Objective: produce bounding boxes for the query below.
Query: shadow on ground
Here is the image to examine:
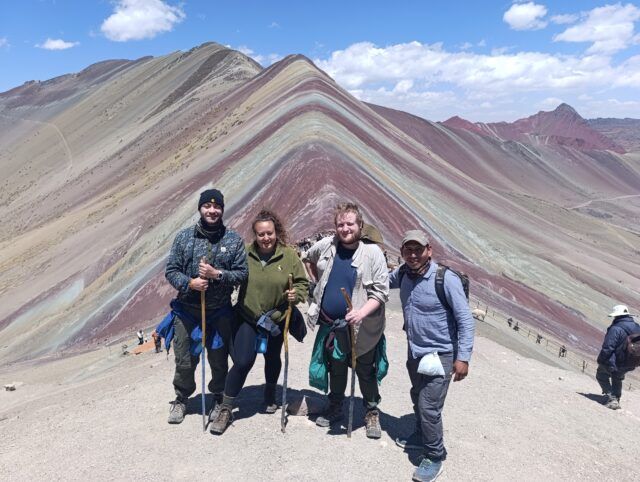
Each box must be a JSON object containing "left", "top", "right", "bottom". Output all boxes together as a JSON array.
[{"left": 577, "top": 392, "right": 606, "bottom": 406}]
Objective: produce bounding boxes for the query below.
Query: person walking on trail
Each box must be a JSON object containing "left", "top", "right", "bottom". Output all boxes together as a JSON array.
[
  {"left": 137, "top": 329, "right": 144, "bottom": 345},
  {"left": 152, "top": 331, "right": 162, "bottom": 353},
  {"left": 210, "top": 210, "right": 308, "bottom": 435},
  {"left": 596, "top": 304, "right": 640, "bottom": 410},
  {"left": 163, "top": 189, "right": 248, "bottom": 425},
  {"left": 303, "top": 203, "right": 389, "bottom": 439},
  {"left": 389, "top": 230, "right": 475, "bottom": 482}
]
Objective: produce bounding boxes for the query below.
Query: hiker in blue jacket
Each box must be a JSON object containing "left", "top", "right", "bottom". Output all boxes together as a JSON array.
[
  {"left": 596, "top": 304, "right": 639, "bottom": 410},
  {"left": 164, "top": 189, "right": 248, "bottom": 424},
  {"left": 389, "top": 230, "right": 475, "bottom": 482}
]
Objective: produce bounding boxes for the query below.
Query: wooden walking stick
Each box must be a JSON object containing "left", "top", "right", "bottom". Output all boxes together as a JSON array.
[
  {"left": 281, "top": 274, "right": 294, "bottom": 433},
  {"left": 340, "top": 287, "right": 356, "bottom": 439}
]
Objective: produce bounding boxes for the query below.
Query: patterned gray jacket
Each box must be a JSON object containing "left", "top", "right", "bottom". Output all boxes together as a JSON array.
[{"left": 165, "top": 223, "right": 248, "bottom": 310}]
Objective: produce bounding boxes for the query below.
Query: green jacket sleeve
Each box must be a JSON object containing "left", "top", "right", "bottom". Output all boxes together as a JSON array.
[{"left": 291, "top": 251, "right": 309, "bottom": 304}]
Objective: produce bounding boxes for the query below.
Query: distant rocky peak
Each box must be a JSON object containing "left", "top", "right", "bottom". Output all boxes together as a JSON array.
[{"left": 553, "top": 103, "right": 580, "bottom": 117}]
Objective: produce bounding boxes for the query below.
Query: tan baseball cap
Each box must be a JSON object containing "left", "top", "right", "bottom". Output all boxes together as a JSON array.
[{"left": 401, "top": 230, "right": 429, "bottom": 247}]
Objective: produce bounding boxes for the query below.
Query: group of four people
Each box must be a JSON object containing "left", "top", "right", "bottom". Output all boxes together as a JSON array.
[{"left": 161, "top": 188, "right": 476, "bottom": 482}]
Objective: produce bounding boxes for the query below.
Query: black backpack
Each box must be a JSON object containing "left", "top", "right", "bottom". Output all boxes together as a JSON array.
[
  {"left": 399, "top": 263, "right": 469, "bottom": 313},
  {"left": 623, "top": 331, "right": 640, "bottom": 369}
]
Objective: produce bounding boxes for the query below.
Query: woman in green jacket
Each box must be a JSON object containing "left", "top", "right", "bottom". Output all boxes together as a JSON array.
[{"left": 209, "top": 209, "right": 308, "bottom": 434}]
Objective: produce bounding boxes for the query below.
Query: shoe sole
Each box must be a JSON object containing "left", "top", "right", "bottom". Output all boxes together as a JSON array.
[
  {"left": 412, "top": 465, "right": 444, "bottom": 482},
  {"left": 366, "top": 429, "right": 382, "bottom": 439},
  {"left": 167, "top": 418, "right": 184, "bottom": 424},
  {"left": 316, "top": 416, "right": 343, "bottom": 428}
]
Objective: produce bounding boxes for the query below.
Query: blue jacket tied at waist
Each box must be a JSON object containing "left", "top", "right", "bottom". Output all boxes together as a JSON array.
[{"left": 156, "top": 299, "right": 232, "bottom": 356}]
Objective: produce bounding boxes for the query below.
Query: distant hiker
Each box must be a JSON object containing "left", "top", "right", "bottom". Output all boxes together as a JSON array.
[
  {"left": 507, "top": 317, "right": 513, "bottom": 328},
  {"left": 152, "top": 331, "right": 162, "bottom": 353},
  {"left": 303, "top": 202, "right": 389, "bottom": 439},
  {"left": 389, "top": 230, "right": 475, "bottom": 482},
  {"left": 209, "top": 210, "right": 308, "bottom": 435},
  {"left": 559, "top": 345, "right": 567, "bottom": 357},
  {"left": 162, "top": 189, "right": 248, "bottom": 425},
  {"left": 513, "top": 321, "right": 520, "bottom": 332},
  {"left": 137, "top": 330, "right": 144, "bottom": 345},
  {"left": 536, "top": 334, "right": 543, "bottom": 344},
  {"left": 596, "top": 305, "right": 640, "bottom": 410}
]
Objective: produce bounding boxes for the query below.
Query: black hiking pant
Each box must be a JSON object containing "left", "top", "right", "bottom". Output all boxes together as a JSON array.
[
  {"left": 328, "top": 345, "right": 381, "bottom": 410},
  {"left": 172, "top": 307, "right": 234, "bottom": 401},
  {"left": 406, "top": 351, "right": 453, "bottom": 462},
  {"left": 224, "top": 321, "right": 284, "bottom": 398},
  {"left": 596, "top": 363, "right": 625, "bottom": 399}
]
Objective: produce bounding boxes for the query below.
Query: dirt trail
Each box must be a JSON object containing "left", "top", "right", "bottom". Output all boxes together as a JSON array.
[{"left": 0, "top": 305, "right": 638, "bottom": 481}]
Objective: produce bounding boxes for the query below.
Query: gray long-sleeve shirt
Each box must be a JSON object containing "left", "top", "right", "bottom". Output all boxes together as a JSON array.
[{"left": 389, "top": 262, "right": 475, "bottom": 362}]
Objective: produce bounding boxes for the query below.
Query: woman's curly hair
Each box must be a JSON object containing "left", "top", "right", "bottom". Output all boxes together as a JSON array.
[{"left": 252, "top": 209, "right": 289, "bottom": 246}]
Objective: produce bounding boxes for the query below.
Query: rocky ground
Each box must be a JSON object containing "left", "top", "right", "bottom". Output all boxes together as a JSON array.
[{"left": 1, "top": 299, "right": 638, "bottom": 481}]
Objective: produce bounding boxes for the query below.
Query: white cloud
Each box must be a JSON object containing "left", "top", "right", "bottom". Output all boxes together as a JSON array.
[
  {"left": 268, "top": 21, "right": 280, "bottom": 29},
  {"left": 551, "top": 13, "right": 580, "bottom": 25},
  {"left": 460, "top": 42, "right": 473, "bottom": 51},
  {"left": 36, "top": 38, "right": 79, "bottom": 50},
  {"left": 350, "top": 86, "right": 459, "bottom": 118},
  {"left": 538, "top": 96, "right": 565, "bottom": 110},
  {"left": 503, "top": 2, "right": 548, "bottom": 31},
  {"left": 235, "top": 45, "right": 281, "bottom": 66},
  {"left": 579, "top": 97, "right": 640, "bottom": 118},
  {"left": 554, "top": 3, "right": 640, "bottom": 54},
  {"left": 314, "top": 40, "right": 640, "bottom": 120},
  {"left": 101, "top": 0, "right": 185, "bottom": 42},
  {"left": 393, "top": 79, "right": 413, "bottom": 93},
  {"left": 237, "top": 45, "right": 255, "bottom": 56},
  {"left": 0, "top": 37, "right": 8, "bottom": 48},
  {"left": 477, "top": 39, "right": 487, "bottom": 48}
]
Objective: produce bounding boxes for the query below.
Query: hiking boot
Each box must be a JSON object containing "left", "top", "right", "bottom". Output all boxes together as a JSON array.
[
  {"left": 412, "top": 458, "right": 444, "bottom": 482},
  {"left": 208, "top": 396, "right": 223, "bottom": 425},
  {"left": 167, "top": 398, "right": 187, "bottom": 424},
  {"left": 316, "top": 400, "right": 344, "bottom": 427},
  {"left": 606, "top": 396, "right": 621, "bottom": 410},
  {"left": 210, "top": 405, "right": 233, "bottom": 434},
  {"left": 264, "top": 383, "right": 278, "bottom": 414},
  {"left": 396, "top": 430, "right": 423, "bottom": 450},
  {"left": 364, "top": 409, "right": 382, "bottom": 439}
]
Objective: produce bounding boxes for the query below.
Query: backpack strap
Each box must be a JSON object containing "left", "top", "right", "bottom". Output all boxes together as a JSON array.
[{"left": 434, "top": 265, "right": 451, "bottom": 313}]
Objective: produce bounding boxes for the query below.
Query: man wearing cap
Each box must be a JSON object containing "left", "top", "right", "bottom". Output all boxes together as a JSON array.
[
  {"left": 389, "top": 230, "right": 475, "bottom": 482},
  {"left": 164, "top": 189, "right": 248, "bottom": 424},
  {"left": 596, "top": 304, "right": 640, "bottom": 410}
]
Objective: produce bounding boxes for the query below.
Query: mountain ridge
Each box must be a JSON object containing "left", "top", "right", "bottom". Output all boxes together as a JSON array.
[{"left": 0, "top": 42, "right": 638, "bottom": 364}]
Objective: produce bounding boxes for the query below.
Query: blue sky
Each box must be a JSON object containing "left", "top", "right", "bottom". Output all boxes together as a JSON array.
[{"left": 1, "top": 1, "right": 639, "bottom": 121}]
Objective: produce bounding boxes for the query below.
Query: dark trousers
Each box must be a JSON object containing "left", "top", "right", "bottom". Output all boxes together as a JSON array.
[
  {"left": 328, "top": 345, "right": 381, "bottom": 409},
  {"left": 596, "top": 363, "right": 625, "bottom": 399},
  {"left": 224, "top": 321, "right": 284, "bottom": 398},
  {"left": 406, "top": 351, "right": 453, "bottom": 462},
  {"left": 172, "top": 309, "right": 234, "bottom": 401}
]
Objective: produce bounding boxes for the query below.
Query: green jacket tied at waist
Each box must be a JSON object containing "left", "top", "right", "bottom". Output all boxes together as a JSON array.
[{"left": 309, "top": 323, "right": 389, "bottom": 393}]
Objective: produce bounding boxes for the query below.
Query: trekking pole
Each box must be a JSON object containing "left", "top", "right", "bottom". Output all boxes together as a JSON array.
[
  {"left": 200, "top": 258, "right": 208, "bottom": 433},
  {"left": 340, "top": 288, "right": 356, "bottom": 439},
  {"left": 281, "top": 274, "right": 294, "bottom": 433}
]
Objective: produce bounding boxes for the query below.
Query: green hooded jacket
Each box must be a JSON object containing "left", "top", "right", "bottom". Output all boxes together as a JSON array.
[
  {"left": 309, "top": 325, "right": 389, "bottom": 393},
  {"left": 236, "top": 242, "right": 309, "bottom": 325}
]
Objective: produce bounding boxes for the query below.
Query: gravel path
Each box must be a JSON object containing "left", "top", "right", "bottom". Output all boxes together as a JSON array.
[{"left": 1, "top": 306, "right": 638, "bottom": 481}]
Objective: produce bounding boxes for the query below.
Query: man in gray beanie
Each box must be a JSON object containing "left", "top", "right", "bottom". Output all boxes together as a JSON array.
[{"left": 164, "top": 188, "right": 248, "bottom": 425}]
